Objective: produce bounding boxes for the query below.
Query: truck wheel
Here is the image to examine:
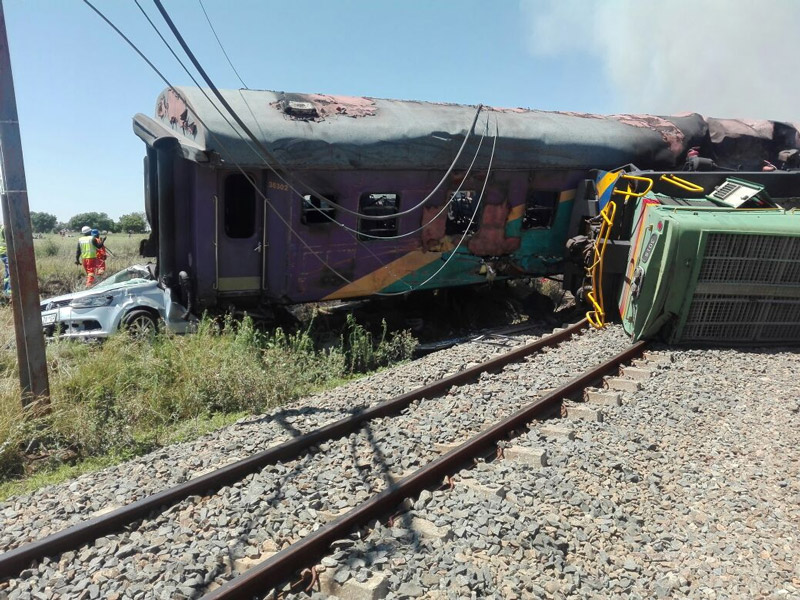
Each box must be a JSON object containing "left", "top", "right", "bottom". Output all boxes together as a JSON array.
[{"left": 122, "top": 310, "right": 159, "bottom": 339}]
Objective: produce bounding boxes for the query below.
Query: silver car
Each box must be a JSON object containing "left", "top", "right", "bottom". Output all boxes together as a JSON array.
[{"left": 40, "top": 264, "right": 192, "bottom": 339}]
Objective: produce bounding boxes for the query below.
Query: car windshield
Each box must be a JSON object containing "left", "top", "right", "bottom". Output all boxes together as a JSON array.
[{"left": 93, "top": 266, "right": 154, "bottom": 290}]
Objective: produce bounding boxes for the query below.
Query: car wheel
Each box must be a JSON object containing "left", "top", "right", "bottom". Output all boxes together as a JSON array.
[{"left": 121, "top": 309, "right": 159, "bottom": 339}]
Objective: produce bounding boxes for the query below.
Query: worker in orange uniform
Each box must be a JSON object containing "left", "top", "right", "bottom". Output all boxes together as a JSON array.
[
  {"left": 91, "top": 229, "right": 108, "bottom": 275},
  {"left": 75, "top": 225, "right": 101, "bottom": 286}
]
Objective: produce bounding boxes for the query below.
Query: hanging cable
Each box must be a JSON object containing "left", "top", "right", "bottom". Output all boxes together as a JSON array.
[
  {"left": 155, "top": 0, "right": 483, "bottom": 224},
  {"left": 197, "top": 0, "right": 248, "bottom": 89},
  {"left": 257, "top": 116, "right": 490, "bottom": 241},
  {"left": 143, "top": 0, "right": 488, "bottom": 240},
  {"left": 380, "top": 117, "right": 499, "bottom": 295},
  {"left": 134, "top": 0, "right": 420, "bottom": 292},
  {"left": 140, "top": 0, "right": 487, "bottom": 300},
  {"left": 239, "top": 91, "right": 484, "bottom": 222},
  {"left": 88, "top": 0, "right": 499, "bottom": 296},
  {"left": 152, "top": 0, "right": 285, "bottom": 166},
  {"left": 141, "top": 0, "right": 485, "bottom": 235},
  {"left": 83, "top": 0, "right": 353, "bottom": 286},
  {"left": 133, "top": 1, "right": 258, "bottom": 157},
  {"left": 95, "top": 0, "right": 425, "bottom": 294},
  {"left": 130, "top": 0, "right": 414, "bottom": 288},
  {"left": 137, "top": 0, "right": 487, "bottom": 297}
]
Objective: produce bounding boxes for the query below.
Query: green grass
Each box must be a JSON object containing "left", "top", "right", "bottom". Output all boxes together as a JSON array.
[
  {"left": 0, "top": 411, "right": 250, "bottom": 500},
  {"left": 33, "top": 233, "right": 146, "bottom": 297},
  {"left": 0, "top": 235, "right": 416, "bottom": 500},
  {"left": 0, "top": 455, "right": 120, "bottom": 501}
]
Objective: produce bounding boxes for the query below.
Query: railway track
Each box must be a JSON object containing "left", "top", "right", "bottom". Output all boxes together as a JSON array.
[
  {"left": 0, "top": 320, "right": 555, "bottom": 554},
  {"left": 292, "top": 349, "right": 678, "bottom": 600},
  {"left": 0, "top": 321, "right": 646, "bottom": 598},
  {"left": 207, "top": 340, "right": 648, "bottom": 599}
]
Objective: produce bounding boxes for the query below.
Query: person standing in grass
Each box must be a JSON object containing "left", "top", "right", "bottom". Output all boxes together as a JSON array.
[
  {"left": 91, "top": 229, "right": 108, "bottom": 276},
  {"left": 0, "top": 223, "right": 9, "bottom": 297},
  {"left": 75, "top": 225, "right": 101, "bottom": 286}
]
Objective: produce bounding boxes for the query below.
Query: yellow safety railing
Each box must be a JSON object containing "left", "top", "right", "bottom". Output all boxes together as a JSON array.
[
  {"left": 659, "top": 173, "right": 704, "bottom": 193},
  {"left": 586, "top": 173, "right": 653, "bottom": 328},
  {"left": 612, "top": 174, "right": 654, "bottom": 198},
  {"left": 585, "top": 198, "right": 617, "bottom": 328}
]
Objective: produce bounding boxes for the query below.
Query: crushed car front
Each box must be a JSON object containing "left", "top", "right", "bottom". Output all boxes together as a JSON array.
[{"left": 39, "top": 264, "right": 191, "bottom": 339}]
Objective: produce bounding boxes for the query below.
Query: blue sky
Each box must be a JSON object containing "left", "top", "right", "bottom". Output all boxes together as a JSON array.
[{"left": 3, "top": 0, "right": 798, "bottom": 223}]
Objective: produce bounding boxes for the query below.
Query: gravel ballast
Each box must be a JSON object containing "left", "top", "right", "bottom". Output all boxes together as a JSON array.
[
  {"left": 0, "top": 323, "right": 552, "bottom": 553},
  {"left": 309, "top": 346, "right": 800, "bottom": 599},
  {"left": 2, "top": 331, "right": 798, "bottom": 600}
]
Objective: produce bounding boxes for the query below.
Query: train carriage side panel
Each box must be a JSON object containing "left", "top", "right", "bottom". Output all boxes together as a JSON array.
[{"left": 133, "top": 87, "right": 800, "bottom": 314}]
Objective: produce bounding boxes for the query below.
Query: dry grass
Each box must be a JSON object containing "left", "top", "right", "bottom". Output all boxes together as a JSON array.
[
  {"left": 33, "top": 233, "right": 146, "bottom": 297},
  {"left": 0, "top": 240, "right": 415, "bottom": 499},
  {"left": 1, "top": 234, "right": 148, "bottom": 488}
]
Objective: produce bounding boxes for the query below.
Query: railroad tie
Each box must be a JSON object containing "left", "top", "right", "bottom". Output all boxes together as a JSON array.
[
  {"left": 622, "top": 366, "right": 654, "bottom": 380},
  {"left": 317, "top": 570, "right": 390, "bottom": 600},
  {"left": 604, "top": 376, "right": 642, "bottom": 393},
  {"left": 584, "top": 389, "right": 623, "bottom": 406},
  {"left": 502, "top": 445, "right": 548, "bottom": 467},
  {"left": 539, "top": 424, "right": 576, "bottom": 440},
  {"left": 564, "top": 404, "right": 604, "bottom": 422}
]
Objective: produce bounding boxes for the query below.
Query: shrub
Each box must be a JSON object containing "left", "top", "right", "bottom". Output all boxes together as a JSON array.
[
  {"left": 0, "top": 308, "right": 415, "bottom": 494},
  {"left": 342, "top": 314, "right": 416, "bottom": 373},
  {"left": 38, "top": 239, "right": 59, "bottom": 258}
]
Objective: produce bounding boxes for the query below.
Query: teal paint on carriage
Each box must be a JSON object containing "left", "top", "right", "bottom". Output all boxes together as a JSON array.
[
  {"left": 377, "top": 247, "right": 488, "bottom": 294},
  {"left": 376, "top": 199, "right": 576, "bottom": 295},
  {"left": 510, "top": 198, "right": 574, "bottom": 273},
  {"left": 504, "top": 213, "right": 522, "bottom": 239}
]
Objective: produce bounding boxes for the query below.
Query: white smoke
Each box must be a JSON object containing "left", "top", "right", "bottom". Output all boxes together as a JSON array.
[{"left": 520, "top": 0, "right": 800, "bottom": 122}]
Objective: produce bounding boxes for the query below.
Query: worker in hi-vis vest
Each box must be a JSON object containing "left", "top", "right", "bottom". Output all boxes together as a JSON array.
[
  {"left": 75, "top": 225, "right": 102, "bottom": 286},
  {"left": 0, "top": 224, "right": 9, "bottom": 297}
]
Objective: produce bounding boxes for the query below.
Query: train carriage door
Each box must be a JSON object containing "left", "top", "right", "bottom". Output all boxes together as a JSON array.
[{"left": 216, "top": 171, "right": 266, "bottom": 293}]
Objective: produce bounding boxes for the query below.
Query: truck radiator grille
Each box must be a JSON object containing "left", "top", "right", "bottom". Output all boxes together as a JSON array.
[{"left": 682, "top": 233, "right": 800, "bottom": 343}]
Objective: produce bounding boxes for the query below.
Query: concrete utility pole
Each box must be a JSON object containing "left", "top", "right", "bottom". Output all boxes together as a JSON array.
[{"left": 0, "top": 0, "right": 50, "bottom": 406}]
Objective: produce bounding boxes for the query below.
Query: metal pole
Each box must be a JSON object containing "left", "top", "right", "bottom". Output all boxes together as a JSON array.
[{"left": 0, "top": 0, "right": 50, "bottom": 406}]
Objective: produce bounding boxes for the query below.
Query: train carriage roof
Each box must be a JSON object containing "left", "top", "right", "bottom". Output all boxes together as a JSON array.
[{"left": 132, "top": 87, "right": 800, "bottom": 172}]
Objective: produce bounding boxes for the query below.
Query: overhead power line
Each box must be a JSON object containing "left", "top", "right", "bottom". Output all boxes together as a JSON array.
[
  {"left": 85, "top": 0, "right": 499, "bottom": 296},
  {"left": 138, "top": 0, "right": 414, "bottom": 288},
  {"left": 145, "top": 0, "right": 488, "bottom": 237},
  {"left": 149, "top": 0, "right": 501, "bottom": 299},
  {"left": 154, "top": 0, "right": 486, "bottom": 227},
  {"left": 197, "top": 0, "right": 248, "bottom": 89},
  {"left": 82, "top": 0, "right": 354, "bottom": 286}
]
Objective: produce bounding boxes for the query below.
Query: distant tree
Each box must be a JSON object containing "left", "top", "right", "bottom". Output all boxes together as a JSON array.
[
  {"left": 67, "top": 212, "right": 115, "bottom": 233},
  {"left": 116, "top": 212, "right": 147, "bottom": 234},
  {"left": 29, "top": 212, "right": 58, "bottom": 233}
]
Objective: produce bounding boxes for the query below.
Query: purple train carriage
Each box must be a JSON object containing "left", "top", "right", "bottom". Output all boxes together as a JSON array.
[{"left": 132, "top": 87, "right": 800, "bottom": 319}]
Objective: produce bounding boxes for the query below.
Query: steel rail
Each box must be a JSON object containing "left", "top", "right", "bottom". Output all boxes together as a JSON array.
[
  {"left": 203, "top": 339, "right": 647, "bottom": 599},
  {"left": 0, "top": 320, "right": 587, "bottom": 579}
]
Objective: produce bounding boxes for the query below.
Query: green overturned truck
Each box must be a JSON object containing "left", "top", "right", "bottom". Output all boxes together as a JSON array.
[{"left": 565, "top": 168, "right": 800, "bottom": 344}]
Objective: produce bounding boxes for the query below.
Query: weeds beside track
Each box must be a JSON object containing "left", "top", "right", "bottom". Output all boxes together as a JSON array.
[{"left": 0, "top": 234, "right": 416, "bottom": 497}]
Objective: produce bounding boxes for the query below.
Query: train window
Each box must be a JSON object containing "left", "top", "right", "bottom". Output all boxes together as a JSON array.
[
  {"left": 358, "top": 193, "right": 399, "bottom": 240},
  {"left": 522, "top": 191, "right": 559, "bottom": 229},
  {"left": 224, "top": 173, "right": 256, "bottom": 238},
  {"left": 302, "top": 194, "right": 337, "bottom": 225},
  {"left": 446, "top": 190, "right": 479, "bottom": 235}
]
